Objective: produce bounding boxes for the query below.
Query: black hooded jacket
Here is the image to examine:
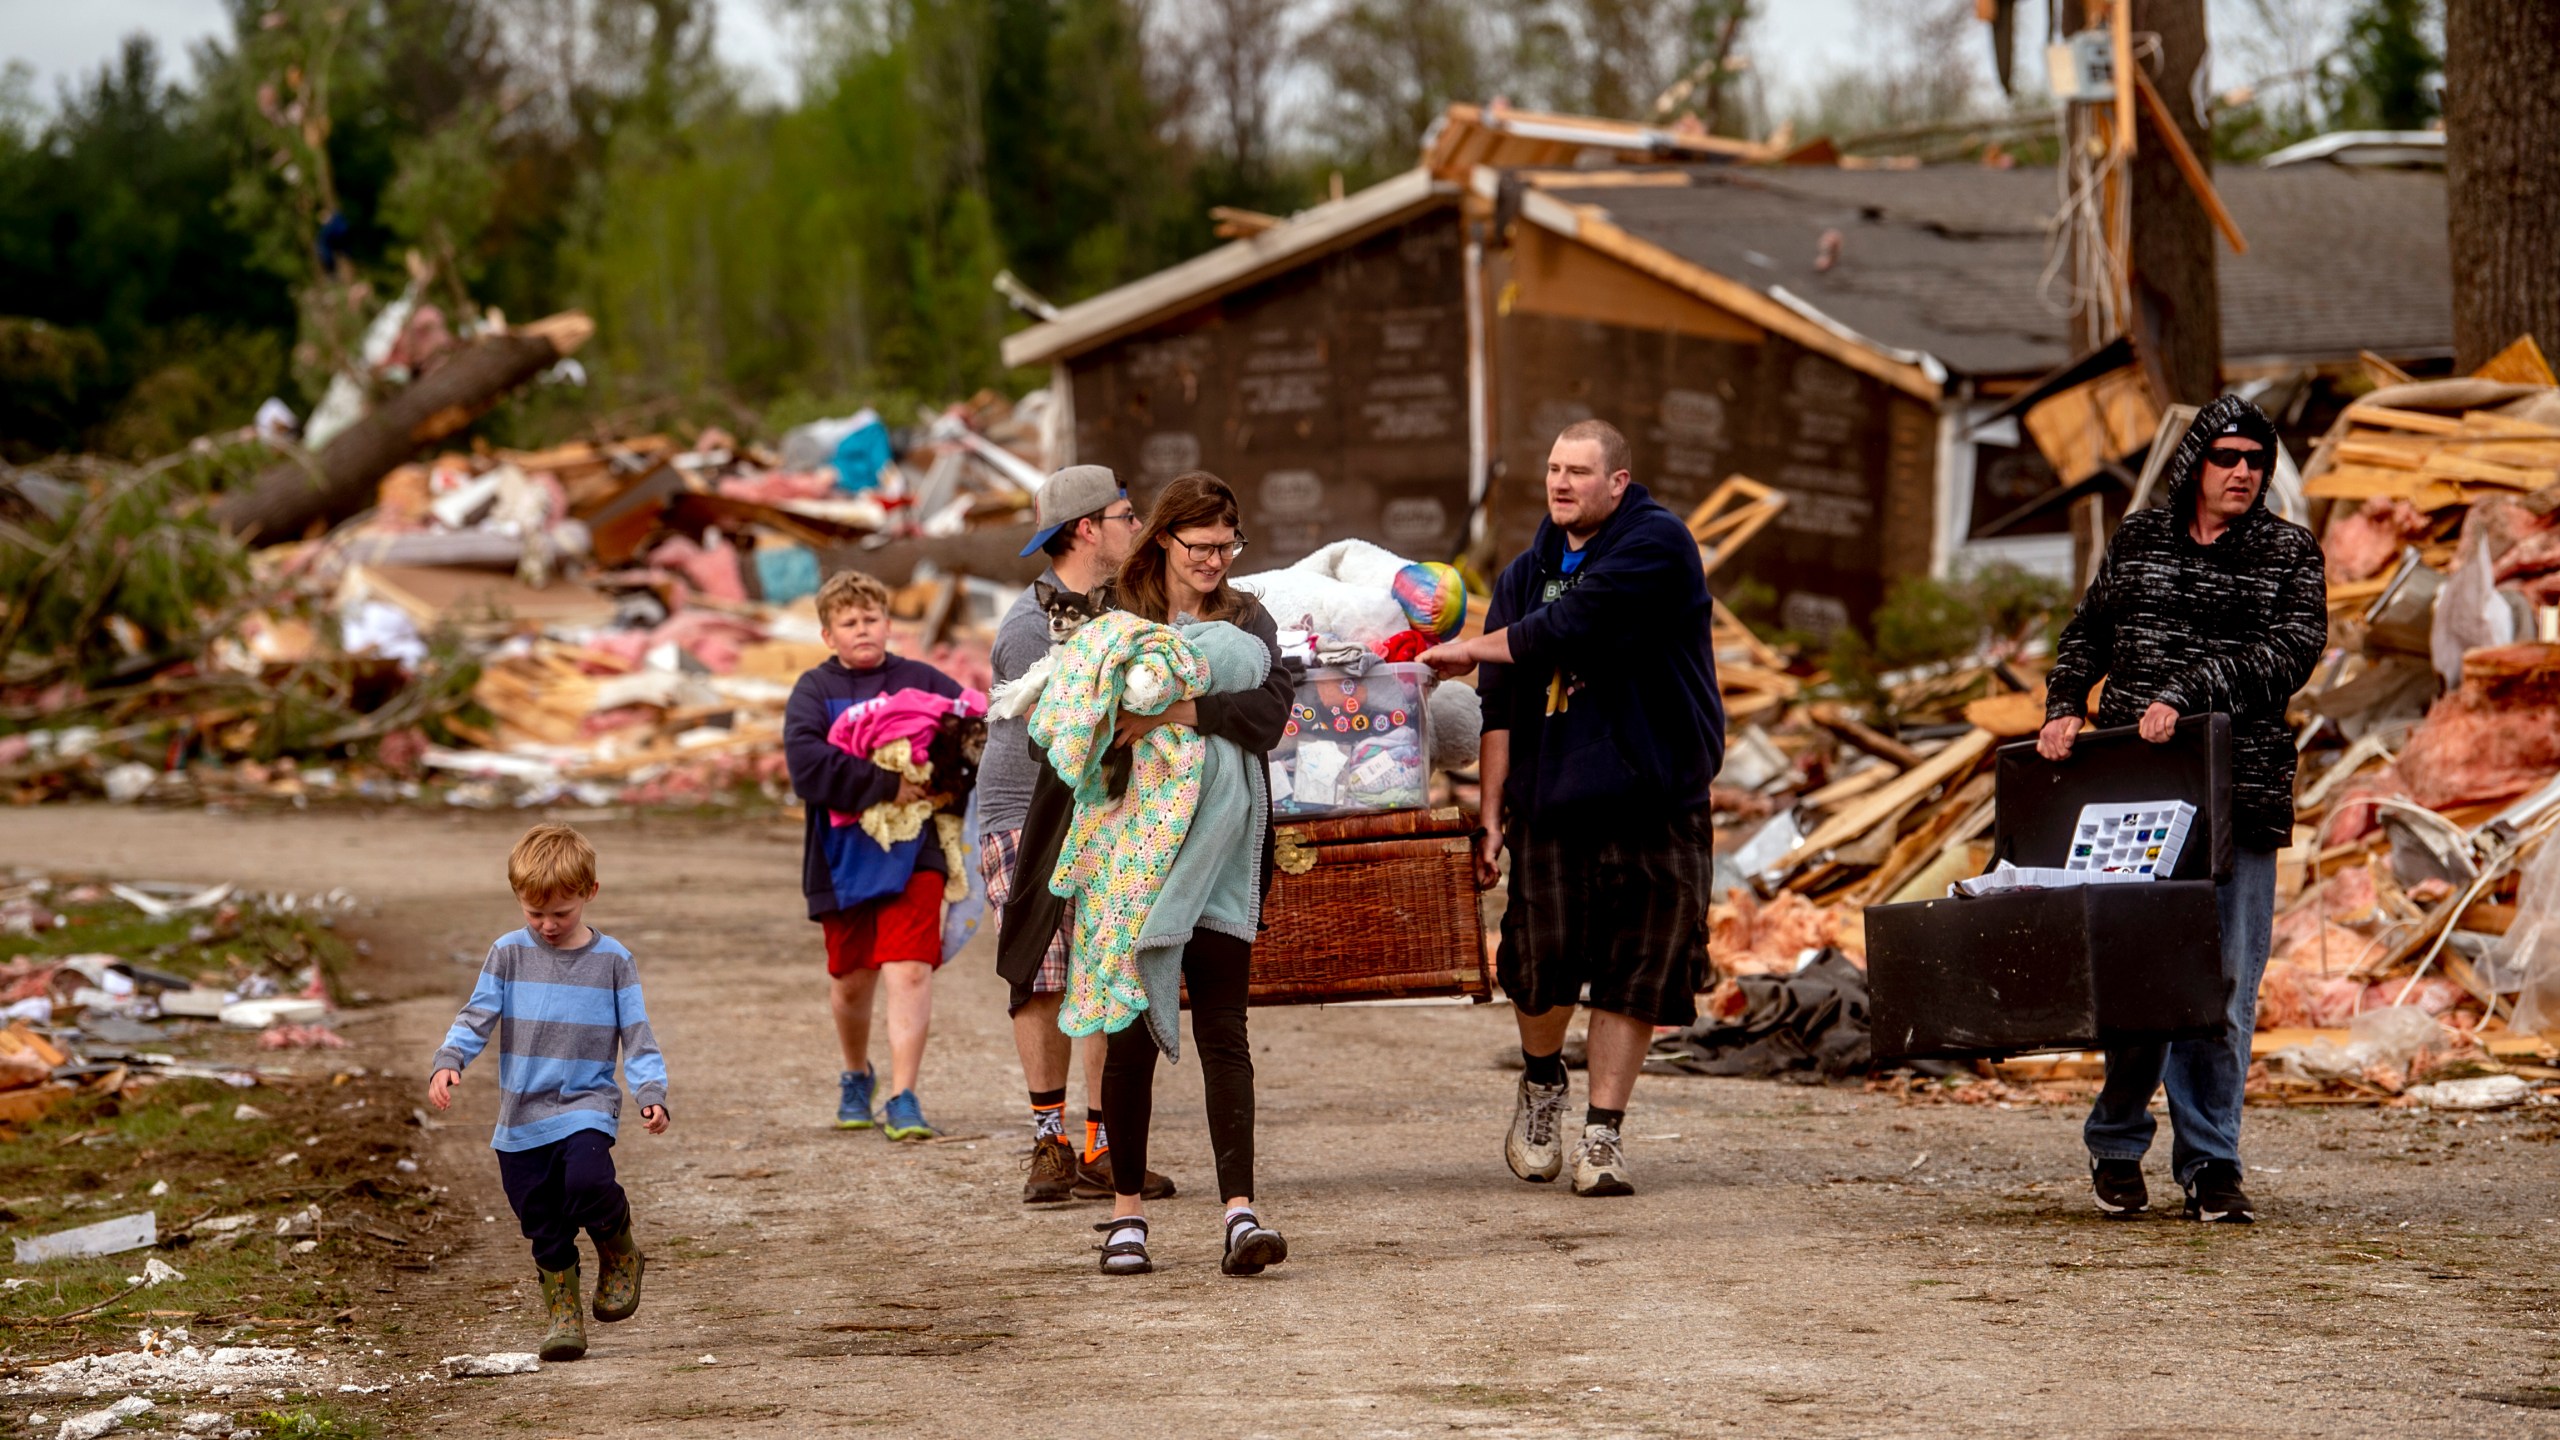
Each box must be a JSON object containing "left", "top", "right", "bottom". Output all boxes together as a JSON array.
[
  {"left": 2043, "top": 394, "right": 2330, "bottom": 851},
  {"left": 1480, "top": 482, "right": 1726, "bottom": 823}
]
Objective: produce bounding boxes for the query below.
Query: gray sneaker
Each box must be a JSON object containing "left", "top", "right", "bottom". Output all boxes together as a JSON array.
[
  {"left": 1506, "top": 1071, "right": 1571, "bottom": 1182},
  {"left": 1570, "top": 1123, "right": 1634, "bottom": 1197}
]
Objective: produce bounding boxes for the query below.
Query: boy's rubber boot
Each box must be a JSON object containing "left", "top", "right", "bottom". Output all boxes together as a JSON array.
[
  {"left": 538, "top": 1263, "right": 588, "bottom": 1361},
  {"left": 592, "top": 1225, "right": 644, "bottom": 1322}
]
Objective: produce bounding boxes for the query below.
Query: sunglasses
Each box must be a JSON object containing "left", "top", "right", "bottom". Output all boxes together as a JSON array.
[{"left": 2204, "top": 445, "right": 2268, "bottom": 473}]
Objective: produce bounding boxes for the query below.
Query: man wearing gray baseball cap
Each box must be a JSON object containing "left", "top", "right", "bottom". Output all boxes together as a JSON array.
[
  {"left": 983, "top": 465, "right": 1170, "bottom": 1201},
  {"left": 1017, "top": 464, "right": 1129, "bottom": 558}
]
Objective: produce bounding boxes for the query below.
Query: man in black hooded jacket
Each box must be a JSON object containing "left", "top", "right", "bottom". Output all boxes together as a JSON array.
[{"left": 2038, "top": 394, "right": 2328, "bottom": 1224}]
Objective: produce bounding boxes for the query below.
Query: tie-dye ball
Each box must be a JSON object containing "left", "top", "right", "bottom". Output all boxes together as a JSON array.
[{"left": 1390, "top": 561, "right": 1468, "bottom": 641}]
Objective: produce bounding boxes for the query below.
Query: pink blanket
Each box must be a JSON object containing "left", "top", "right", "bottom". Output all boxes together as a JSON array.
[{"left": 825, "top": 687, "right": 989, "bottom": 828}]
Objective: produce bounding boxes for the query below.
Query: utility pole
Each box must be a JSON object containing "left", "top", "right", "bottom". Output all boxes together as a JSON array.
[{"left": 2063, "top": 0, "right": 2222, "bottom": 405}]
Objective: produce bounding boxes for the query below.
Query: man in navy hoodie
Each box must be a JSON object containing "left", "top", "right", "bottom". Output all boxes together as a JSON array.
[{"left": 1420, "top": 419, "right": 1724, "bottom": 1198}]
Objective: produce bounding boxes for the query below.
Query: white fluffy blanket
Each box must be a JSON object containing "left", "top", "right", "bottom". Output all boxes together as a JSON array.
[{"left": 1231, "top": 539, "right": 1415, "bottom": 648}]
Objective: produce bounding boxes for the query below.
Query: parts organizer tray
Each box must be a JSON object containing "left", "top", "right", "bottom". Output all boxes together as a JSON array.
[
  {"left": 1864, "top": 714, "right": 2236, "bottom": 1062},
  {"left": 2068, "top": 800, "right": 2197, "bottom": 875}
]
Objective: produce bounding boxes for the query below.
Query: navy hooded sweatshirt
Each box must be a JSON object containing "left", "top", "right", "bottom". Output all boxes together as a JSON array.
[
  {"left": 1479, "top": 482, "right": 1726, "bottom": 826},
  {"left": 2044, "top": 394, "right": 2329, "bottom": 851},
  {"left": 785, "top": 653, "right": 964, "bottom": 919}
]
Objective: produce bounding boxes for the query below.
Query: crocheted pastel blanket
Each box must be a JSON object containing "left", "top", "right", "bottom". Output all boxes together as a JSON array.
[{"left": 1028, "top": 611, "right": 1212, "bottom": 1036}]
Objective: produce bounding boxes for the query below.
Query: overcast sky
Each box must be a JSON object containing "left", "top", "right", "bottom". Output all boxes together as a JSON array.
[
  {"left": 8, "top": 0, "right": 2316, "bottom": 120},
  {"left": 10, "top": 0, "right": 1902, "bottom": 110}
]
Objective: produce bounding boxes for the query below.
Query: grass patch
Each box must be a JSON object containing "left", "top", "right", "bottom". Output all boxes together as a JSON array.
[
  {"left": 9, "top": 885, "right": 360, "bottom": 1003},
  {"left": 0, "top": 1070, "right": 432, "bottom": 1345},
  {"left": 240, "top": 1404, "right": 381, "bottom": 1439}
]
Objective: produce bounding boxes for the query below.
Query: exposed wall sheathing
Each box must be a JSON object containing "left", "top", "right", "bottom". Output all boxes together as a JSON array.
[{"left": 1067, "top": 209, "right": 1473, "bottom": 567}]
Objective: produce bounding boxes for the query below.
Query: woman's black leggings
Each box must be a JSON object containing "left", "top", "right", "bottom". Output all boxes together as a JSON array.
[{"left": 1103, "top": 928, "right": 1254, "bottom": 1201}]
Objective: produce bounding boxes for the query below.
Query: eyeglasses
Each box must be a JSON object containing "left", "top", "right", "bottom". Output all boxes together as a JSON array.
[
  {"left": 1167, "top": 534, "right": 1248, "bottom": 562},
  {"left": 2204, "top": 445, "right": 2268, "bottom": 474},
  {"left": 1098, "top": 508, "right": 1138, "bottom": 526}
]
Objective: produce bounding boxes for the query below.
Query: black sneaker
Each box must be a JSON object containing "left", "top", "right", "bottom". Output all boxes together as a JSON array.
[
  {"left": 2090, "top": 1157, "right": 2148, "bottom": 1218},
  {"left": 2183, "top": 1161, "right": 2255, "bottom": 1224}
]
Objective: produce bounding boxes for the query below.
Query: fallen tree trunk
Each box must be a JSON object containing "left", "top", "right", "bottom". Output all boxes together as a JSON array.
[{"left": 213, "top": 313, "right": 594, "bottom": 544}]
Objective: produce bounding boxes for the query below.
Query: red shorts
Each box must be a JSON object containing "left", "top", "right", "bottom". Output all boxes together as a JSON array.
[{"left": 821, "top": 870, "right": 946, "bottom": 976}]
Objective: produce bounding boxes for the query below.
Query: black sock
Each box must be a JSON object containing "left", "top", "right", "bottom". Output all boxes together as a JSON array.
[
  {"left": 1029, "top": 1087, "right": 1067, "bottom": 1143},
  {"left": 1522, "top": 1049, "right": 1567, "bottom": 1086},
  {"left": 1585, "top": 1106, "right": 1625, "bottom": 1131}
]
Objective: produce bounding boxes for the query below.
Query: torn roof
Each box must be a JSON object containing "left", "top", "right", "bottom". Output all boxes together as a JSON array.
[{"left": 1538, "top": 164, "right": 2451, "bottom": 379}]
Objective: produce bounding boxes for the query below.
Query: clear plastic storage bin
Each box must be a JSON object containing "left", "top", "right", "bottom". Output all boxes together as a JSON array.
[{"left": 1271, "top": 662, "right": 1434, "bottom": 818}]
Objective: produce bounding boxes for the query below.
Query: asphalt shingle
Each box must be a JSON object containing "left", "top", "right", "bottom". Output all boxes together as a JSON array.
[{"left": 1548, "top": 164, "right": 2449, "bottom": 378}]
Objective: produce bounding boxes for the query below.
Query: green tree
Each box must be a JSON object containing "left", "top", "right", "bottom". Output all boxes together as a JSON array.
[
  {"left": 2329, "top": 0, "right": 2440, "bottom": 131},
  {"left": 0, "top": 37, "right": 292, "bottom": 457},
  {"left": 1303, "top": 0, "right": 1488, "bottom": 182}
]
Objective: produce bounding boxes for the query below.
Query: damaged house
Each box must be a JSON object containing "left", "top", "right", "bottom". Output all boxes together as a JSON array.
[{"left": 1001, "top": 105, "right": 2452, "bottom": 631}]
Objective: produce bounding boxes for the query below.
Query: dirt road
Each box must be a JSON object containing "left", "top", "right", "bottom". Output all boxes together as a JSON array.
[{"left": 9, "top": 805, "right": 2560, "bottom": 1437}]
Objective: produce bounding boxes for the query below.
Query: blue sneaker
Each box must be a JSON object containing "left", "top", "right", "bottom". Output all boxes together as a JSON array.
[
  {"left": 881, "top": 1089, "right": 937, "bottom": 1142},
  {"left": 836, "top": 1069, "right": 876, "bottom": 1130}
]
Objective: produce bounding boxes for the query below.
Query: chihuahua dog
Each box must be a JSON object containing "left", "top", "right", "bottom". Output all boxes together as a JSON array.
[{"left": 990, "top": 581, "right": 1140, "bottom": 799}]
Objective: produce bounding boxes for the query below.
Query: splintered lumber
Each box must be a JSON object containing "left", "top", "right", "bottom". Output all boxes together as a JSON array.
[
  {"left": 1809, "top": 703, "right": 1924, "bottom": 769},
  {"left": 2472, "top": 335, "right": 2558, "bottom": 387},
  {"left": 214, "top": 313, "right": 594, "bottom": 543},
  {"left": 2132, "top": 68, "right": 2247, "bottom": 253},
  {"left": 1711, "top": 600, "right": 1788, "bottom": 670},
  {"left": 1802, "top": 761, "right": 1901, "bottom": 811},
  {"left": 2360, "top": 352, "right": 2415, "bottom": 388},
  {"left": 355, "top": 564, "right": 619, "bottom": 634},
  {"left": 2341, "top": 403, "right": 2468, "bottom": 436},
  {"left": 1844, "top": 773, "right": 1994, "bottom": 906},
  {"left": 1786, "top": 727, "right": 1996, "bottom": 866},
  {"left": 1961, "top": 686, "right": 2049, "bottom": 738},
  {"left": 474, "top": 652, "right": 603, "bottom": 745},
  {"left": 1686, "top": 476, "right": 1786, "bottom": 577},
  {"left": 2025, "top": 364, "right": 2162, "bottom": 485}
]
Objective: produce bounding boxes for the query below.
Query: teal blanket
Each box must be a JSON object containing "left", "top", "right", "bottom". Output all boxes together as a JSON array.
[{"left": 1133, "top": 620, "right": 1272, "bottom": 1059}]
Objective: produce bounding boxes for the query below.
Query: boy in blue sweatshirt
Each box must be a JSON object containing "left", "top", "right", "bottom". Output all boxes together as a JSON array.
[
  {"left": 430, "top": 823, "right": 669, "bottom": 1363},
  {"left": 784, "top": 569, "right": 965, "bottom": 1139}
]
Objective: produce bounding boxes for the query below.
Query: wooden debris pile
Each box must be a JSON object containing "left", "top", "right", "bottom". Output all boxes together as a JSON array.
[
  {"left": 1, "top": 385, "right": 1042, "bottom": 810},
  {"left": 1695, "top": 343, "right": 2560, "bottom": 1104}
]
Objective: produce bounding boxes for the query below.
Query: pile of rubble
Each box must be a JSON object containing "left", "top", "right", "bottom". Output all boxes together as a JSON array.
[
  {"left": 1, "top": 385, "right": 1047, "bottom": 812},
  {"left": 0, "top": 872, "right": 350, "bottom": 1128},
  {"left": 1692, "top": 337, "right": 2560, "bottom": 1105}
]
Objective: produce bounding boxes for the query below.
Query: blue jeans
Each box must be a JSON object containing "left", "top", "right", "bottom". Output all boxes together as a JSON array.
[{"left": 2084, "top": 848, "right": 2278, "bottom": 1185}]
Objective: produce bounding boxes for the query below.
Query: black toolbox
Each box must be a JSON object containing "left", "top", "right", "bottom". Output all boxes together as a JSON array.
[{"left": 1867, "top": 714, "right": 2236, "bottom": 1063}]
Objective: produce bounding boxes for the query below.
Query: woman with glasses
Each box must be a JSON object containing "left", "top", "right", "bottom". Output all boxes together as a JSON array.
[{"left": 1085, "top": 471, "right": 1295, "bottom": 1276}]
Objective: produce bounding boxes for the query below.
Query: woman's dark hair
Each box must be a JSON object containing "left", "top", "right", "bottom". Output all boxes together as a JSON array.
[{"left": 1115, "top": 472, "right": 1244, "bottom": 623}]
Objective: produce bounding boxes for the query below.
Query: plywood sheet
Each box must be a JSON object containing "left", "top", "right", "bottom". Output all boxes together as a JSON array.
[
  {"left": 1067, "top": 208, "right": 1472, "bottom": 567},
  {"left": 1491, "top": 311, "right": 1904, "bottom": 634},
  {"left": 2023, "top": 366, "right": 2160, "bottom": 485},
  {"left": 1506, "top": 223, "right": 1762, "bottom": 345},
  {"left": 356, "top": 565, "right": 619, "bottom": 631}
]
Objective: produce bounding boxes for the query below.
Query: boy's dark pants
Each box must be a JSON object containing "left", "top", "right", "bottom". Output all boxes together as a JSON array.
[{"left": 496, "top": 1131, "right": 629, "bottom": 1272}]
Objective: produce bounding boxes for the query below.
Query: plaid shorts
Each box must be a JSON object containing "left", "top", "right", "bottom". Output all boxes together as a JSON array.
[
  {"left": 980, "top": 827, "right": 1070, "bottom": 996},
  {"left": 1498, "top": 806, "right": 1714, "bottom": 1027}
]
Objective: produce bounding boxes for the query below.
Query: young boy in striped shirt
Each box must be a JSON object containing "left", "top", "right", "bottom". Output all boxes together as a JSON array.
[{"left": 429, "top": 823, "right": 670, "bottom": 1362}]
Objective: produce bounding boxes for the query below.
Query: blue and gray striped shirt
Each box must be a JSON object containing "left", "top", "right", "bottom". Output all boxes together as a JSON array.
[{"left": 432, "top": 929, "right": 669, "bottom": 1152}]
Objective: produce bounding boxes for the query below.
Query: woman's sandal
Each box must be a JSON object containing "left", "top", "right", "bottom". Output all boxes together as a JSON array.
[
  {"left": 1220, "top": 1209, "right": 1288, "bottom": 1277},
  {"left": 1095, "top": 1216, "right": 1152, "bottom": 1275}
]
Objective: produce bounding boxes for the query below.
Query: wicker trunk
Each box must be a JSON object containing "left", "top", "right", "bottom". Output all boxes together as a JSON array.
[{"left": 1250, "top": 805, "right": 1491, "bottom": 1006}]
